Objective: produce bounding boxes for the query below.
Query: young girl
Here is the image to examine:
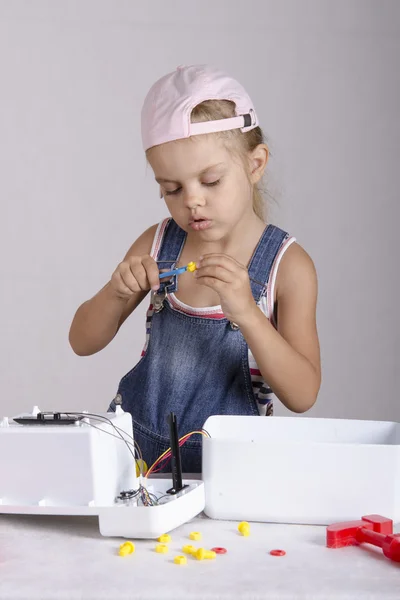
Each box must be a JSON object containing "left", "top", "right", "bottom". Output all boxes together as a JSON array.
[{"left": 69, "top": 64, "right": 321, "bottom": 473}]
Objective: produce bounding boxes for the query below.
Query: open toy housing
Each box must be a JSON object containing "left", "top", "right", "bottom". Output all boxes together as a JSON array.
[
  {"left": 202, "top": 415, "right": 400, "bottom": 525},
  {"left": 0, "top": 407, "right": 204, "bottom": 538}
]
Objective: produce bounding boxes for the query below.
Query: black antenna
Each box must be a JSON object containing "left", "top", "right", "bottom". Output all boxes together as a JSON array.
[{"left": 166, "top": 412, "right": 187, "bottom": 494}]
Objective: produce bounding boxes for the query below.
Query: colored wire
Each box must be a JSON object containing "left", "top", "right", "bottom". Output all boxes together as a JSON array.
[
  {"left": 149, "top": 434, "right": 194, "bottom": 474},
  {"left": 62, "top": 413, "right": 211, "bottom": 503},
  {"left": 145, "top": 430, "right": 210, "bottom": 478},
  {"left": 147, "top": 431, "right": 203, "bottom": 476}
]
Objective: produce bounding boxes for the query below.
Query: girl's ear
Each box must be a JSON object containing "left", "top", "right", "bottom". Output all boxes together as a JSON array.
[{"left": 249, "top": 144, "right": 269, "bottom": 184}]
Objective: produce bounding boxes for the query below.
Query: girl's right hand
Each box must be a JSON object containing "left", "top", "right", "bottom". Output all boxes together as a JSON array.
[{"left": 110, "top": 255, "right": 160, "bottom": 299}]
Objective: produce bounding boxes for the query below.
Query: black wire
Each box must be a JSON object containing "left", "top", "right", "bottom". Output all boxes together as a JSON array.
[
  {"left": 64, "top": 412, "right": 155, "bottom": 504},
  {"left": 66, "top": 412, "right": 144, "bottom": 463},
  {"left": 77, "top": 420, "right": 137, "bottom": 458},
  {"left": 63, "top": 412, "right": 209, "bottom": 502},
  {"left": 117, "top": 489, "right": 141, "bottom": 501},
  {"left": 64, "top": 412, "right": 138, "bottom": 464},
  {"left": 153, "top": 494, "right": 171, "bottom": 504},
  {"left": 109, "top": 423, "right": 144, "bottom": 464},
  {"left": 63, "top": 412, "right": 163, "bottom": 506}
]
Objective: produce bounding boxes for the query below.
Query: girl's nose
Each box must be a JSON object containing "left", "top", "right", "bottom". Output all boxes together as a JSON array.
[{"left": 183, "top": 192, "right": 205, "bottom": 210}]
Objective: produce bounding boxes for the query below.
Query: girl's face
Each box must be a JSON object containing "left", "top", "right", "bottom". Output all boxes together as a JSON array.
[{"left": 147, "top": 135, "right": 258, "bottom": 242}]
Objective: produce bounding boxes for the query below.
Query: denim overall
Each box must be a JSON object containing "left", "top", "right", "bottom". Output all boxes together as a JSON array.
[{"left": 108, "top": 219, "right": 288, "bottom": 473}]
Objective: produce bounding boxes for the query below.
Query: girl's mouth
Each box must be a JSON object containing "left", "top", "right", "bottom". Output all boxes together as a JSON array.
[{"left": 189, "top": 219, "right": 212, "bottom": 231}]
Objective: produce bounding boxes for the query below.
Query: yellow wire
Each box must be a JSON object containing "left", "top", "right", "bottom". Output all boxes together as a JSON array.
[{"left": 145, "top": 430, "right": 210, "bottom": 477}]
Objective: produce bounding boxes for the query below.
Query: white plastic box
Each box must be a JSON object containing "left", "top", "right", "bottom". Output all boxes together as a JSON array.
[
  {"left": 202, "top": 415, "right": 400, "bottom": 525},
  {"left": 0, "top": 408, "right": 205, "bottom": 538},
  {"left": 0, "top": 409, "right": 138, "bottom": 510}
]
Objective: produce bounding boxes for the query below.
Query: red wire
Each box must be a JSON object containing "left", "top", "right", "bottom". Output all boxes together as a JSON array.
[
  {"left": 146, "top": 431, "right": 209, "bottom": 476},
  {"left": 147, "top": 435, "right": 193, "bottom": 473}
]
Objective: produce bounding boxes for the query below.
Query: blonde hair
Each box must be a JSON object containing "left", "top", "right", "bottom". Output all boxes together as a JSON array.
[{"left": 190, "top": 100, "right": 267, "bottom": 221}]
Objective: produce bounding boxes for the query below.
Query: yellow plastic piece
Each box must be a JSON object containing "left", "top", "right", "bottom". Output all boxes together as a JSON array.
[
  {"left": 238, "top": 521, "right": 250, "bottom": 536},
  {"left": 135, "top": 459, "right": 148, "bottom": 476},
  {"left": 195, "top": 548, "right": 216, "bottom": 561},
  {"left": 155, "top": 544, "right": 169, "bottom": 554},
  {"left": 157, "top": 534, "right": 171, "bottom": 543},
  {"left": 186, "top": 261, "right": 197, "bottom": 273},
  {"left": 118, "top": 541, "right": 135, "bottom": 556},
  {"left": 182, "top": 544, "right": 197, "bottom": 555},
  {"left": 174, "top": 555, "right": 187, "bottom": 565},
  {"left": 189, "top": 531, "right": 202, "bottom": 541}
]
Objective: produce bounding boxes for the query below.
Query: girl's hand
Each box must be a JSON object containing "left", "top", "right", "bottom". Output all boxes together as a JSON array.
[
  {"left": 194, "top": 254, "right": 256, "bottom": 324},
  {"left": 110, "top": 255, "right": 160, "bottom": 299}
]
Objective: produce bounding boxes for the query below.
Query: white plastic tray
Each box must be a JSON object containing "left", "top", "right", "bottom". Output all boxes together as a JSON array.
[
  {"left": 202, "top": 415, "right": 400, "bottom": 525},
  {"left": 0, "top": 407, "right": 205, "bottom": 538}
]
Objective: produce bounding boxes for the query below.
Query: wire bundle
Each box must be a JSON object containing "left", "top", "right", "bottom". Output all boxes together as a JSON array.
[
  {"left": 145, "top": 430, "right": 210, "bottom": 477},
  {"left": 59, "top": 412, "right": 210, "bottom": 505}
]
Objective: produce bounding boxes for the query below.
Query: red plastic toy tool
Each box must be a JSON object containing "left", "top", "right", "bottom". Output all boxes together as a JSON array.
[{"left": 326, "top": 514, "right": 400, "bottom": 563}]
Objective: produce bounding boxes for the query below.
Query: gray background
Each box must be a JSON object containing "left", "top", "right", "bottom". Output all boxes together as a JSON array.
[{"left": 1, "top": 0, "right": 399, "bottom": 422}]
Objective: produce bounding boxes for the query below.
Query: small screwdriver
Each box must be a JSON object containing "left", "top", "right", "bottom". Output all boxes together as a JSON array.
[{"left": 159, "top": 261, "right": 197, "bottom": 279}]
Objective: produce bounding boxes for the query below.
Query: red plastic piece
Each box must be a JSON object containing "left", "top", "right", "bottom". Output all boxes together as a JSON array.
[
  {"left": 326, "top": 514, "right": 400, "bottom": 563},
  {"left": 211, "top": 547, "right": 227, "bottom": 554},
  {"left": 270, "top": 549, "right": 286, "bottom": 556}
]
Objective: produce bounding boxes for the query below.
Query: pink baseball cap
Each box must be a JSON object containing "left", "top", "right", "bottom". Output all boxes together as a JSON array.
[{"left": 141, "top": 64, "right": 259, "bottom": 151}]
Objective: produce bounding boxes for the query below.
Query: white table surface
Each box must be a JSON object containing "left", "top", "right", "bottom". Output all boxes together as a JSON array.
[{"left": 0, "top": 511, "right": 399, "bottom": 600}]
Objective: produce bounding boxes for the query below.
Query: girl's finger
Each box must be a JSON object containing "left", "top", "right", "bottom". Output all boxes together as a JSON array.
[
  {"left": 195, "top": 265, "right": 234, "bottom": 284},
  {"left": 198, "top": 253, "right": 245, "bottom": 272},
  {"left": 113, "top": 271, "right": 136, "bottom": 296}
]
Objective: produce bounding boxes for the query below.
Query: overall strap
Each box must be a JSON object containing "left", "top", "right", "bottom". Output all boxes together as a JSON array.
[
  {"left": 155, "top": 218, "right": 187, "bottom": 294},
  {"left": 247, "top": 224, "right": 289, "bottom": 303}
]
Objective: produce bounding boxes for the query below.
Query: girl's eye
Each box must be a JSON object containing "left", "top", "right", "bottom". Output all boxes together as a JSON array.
[
  {"left": 164, "top": 179, "right": 220, "bottom": 196},
  {"left": 165, "top": 187, "right": 182, "bottom": 196}
]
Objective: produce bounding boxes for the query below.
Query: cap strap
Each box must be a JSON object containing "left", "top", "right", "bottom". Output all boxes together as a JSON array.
[{"left": 189, "top": 113, "right": 254, "bottom": 136}]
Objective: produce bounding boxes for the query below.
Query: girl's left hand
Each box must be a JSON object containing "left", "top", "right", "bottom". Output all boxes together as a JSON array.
[{"left": 194, "top": 254, "right": 255, "bottom": 324}]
